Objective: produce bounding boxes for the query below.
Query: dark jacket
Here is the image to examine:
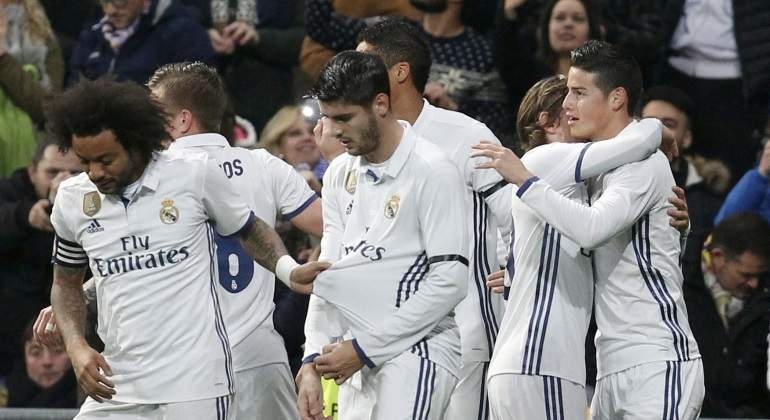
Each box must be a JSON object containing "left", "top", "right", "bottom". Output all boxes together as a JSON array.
[
  {"left": 659, "top": 0, "right": 770, "bottom": 108},
  {"left": 682, "top": 260, "right": 770, "bottom": 417},
  {"left": 68, "top": 0, "right": 216, "bottom": 86},
  {"left": 6, "top": 364, "right": 78, "bottom": 408}
]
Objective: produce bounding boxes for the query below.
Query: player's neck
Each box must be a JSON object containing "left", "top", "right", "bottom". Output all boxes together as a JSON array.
[
  {"left": 393, "top": 88, "right": 425, "bottom": 125},
  {"left": 365, "top": 119, "right": 404, "bottom": 164},
  {"left": 591, "top": 115, "right": 634, "bottom": 142}
]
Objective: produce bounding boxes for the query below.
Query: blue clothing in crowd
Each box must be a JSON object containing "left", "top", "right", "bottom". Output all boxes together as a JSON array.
[{"left": 715, "top": 168, "right": 770, "bottom": 224}]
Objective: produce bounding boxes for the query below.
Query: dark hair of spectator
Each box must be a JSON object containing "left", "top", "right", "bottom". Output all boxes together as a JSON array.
[
  {"left": 639, "top": 85, "right": 695, "bottom": 126},
  {"left": 30, "top": 138, "right": 56, "bottom": 166},
  {"left": 147, "top": 61, "right": 228, "bottom": 133},
  {"left": 517, "top": 75, "right": 568, "bottom": 151},
  {"left": 710, "top": 212, "right": 770, "bottom": 262},
  {"left": 537, "top": 0, "right": 602, "bottom": 71},
  {"left": 571, "top": 40, "right": 642, "bottom": 114},
  {"left": 310, "top": 51, "right": 390, "bottom": 107},
  {"left": 45, "top": 79, "right": 168, "bottom": 165},
  {"left": 356, "top": 18, "right": 432, "bottom": 93}
]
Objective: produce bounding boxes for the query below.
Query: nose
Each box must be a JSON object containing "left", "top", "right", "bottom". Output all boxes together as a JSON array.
[
  {"left": 562, "top": 92, "right": 575, "bottom": 111},
  {"left": 88, "top": 162, "right": 106, "bottom": 182},
  {"left": 40, "top": 350, "right": 55, "bottom": 367}
]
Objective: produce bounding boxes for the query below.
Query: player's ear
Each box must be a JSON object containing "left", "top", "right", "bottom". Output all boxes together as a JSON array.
[
  {"left": 373, "top": 93, "right": 390, "bottom": 117},
  {"left": 538, "top": 111, "right": 559, "bottom": 134},
  {"left": 609, "top": 87, "right": 626, "bottom": 112},
  {"left": 394, "top": 62, "right": 410, "bottom": 84}
]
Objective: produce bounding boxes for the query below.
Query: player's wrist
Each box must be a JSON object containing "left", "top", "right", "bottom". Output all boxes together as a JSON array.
[{"left": 276, "top": 254, "right": 300, "bottom": 287}]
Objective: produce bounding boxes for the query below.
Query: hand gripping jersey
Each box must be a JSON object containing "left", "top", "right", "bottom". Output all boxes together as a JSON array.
[
  {"left": 488, "top": 118, "right": 665, "bottom": 386},
  {"left": 515, "top": 120, "right": 701, "bottom": 379},
  {"left": 167, "top": 134, "right": 317, "bottom": 372},
  {"left": 51, "top": 151, "right": 254, "bottom": 403},
  {"left": 312, "top": 122, "right": 469, "bottom": 374}
]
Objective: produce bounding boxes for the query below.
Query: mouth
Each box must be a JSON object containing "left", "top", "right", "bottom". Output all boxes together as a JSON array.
[{"left": 567, "top": 116, "right": 580, "bottom": 126}]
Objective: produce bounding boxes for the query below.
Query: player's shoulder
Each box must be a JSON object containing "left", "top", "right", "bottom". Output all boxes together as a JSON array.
[
  {"left": 425, "top": 105, "right": 497, "bottom": 145},
  {"left": 57, "top": 172, "right": 94, "bottom": 197},
  {"left": 522, "top": 141, "right": 585, "bottom": 169}
]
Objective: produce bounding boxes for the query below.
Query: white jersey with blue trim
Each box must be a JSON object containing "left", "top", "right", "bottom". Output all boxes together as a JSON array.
[
  {"left": 413, "top": 100, "right": 512, "bottom": 363},
  {"left": 515, "top": 121, "right": 701, "bottom": 379},
  {"left": 51, "top": 150, "right": 253, "bottom": 403},
  {"left": 167, "top": 134, "right": 317, "bottom": 372},
  {"left": 313, "top": 122, "right": 469, "bottom": 376},
  {"left": 488, "top": 118, "right": 666, "bottom": 386}
]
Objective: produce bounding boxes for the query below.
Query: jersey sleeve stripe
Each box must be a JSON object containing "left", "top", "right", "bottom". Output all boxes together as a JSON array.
[
  {"left": 574, "top": 142, "right": 593, "bottom": 183},
  {"left": 479, "top": 180, "right": 508, "bottom": 199},
  {"left": 427, "top": 254, "right": 469, "bottom": 266},
  {"left": 516, "top": 176, "right": 540, "bottom": 198},
  {"left": 54, "top": 235, "right": 81, "bottom": 248},
  {"left": 352, "top": 338, "right": 375, "bottom": 368},
  {"left": 283, "top": 194, "right": 318, "bottom": 220},
  {"left": 222, "top": 211, "right": 256, "bottom": 238}
]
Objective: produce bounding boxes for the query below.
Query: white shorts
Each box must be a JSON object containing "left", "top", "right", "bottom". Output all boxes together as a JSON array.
[
  {"left": 338, "top": 351, "right": 457, "bottom": 420},
  {"left": 590, "top": 359, "right": 704, "bottom": 420},
  {"left": 487, "top": 373, "right": 587, "bottom": 420},
  {"left": 445, "top": 361, "right": 489, "bottom": 420},
  {"left": 75, "top": 395, "right": 232, "bottom": 420},
  {"left": 233, "top": 362, "right": 299, "bottom": 419}
]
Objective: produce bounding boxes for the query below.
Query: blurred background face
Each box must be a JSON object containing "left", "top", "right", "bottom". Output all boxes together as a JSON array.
[
  {"left": 280, "top": 116, "right": 321, "bottom": 168},
  {"left": 28, "top": 145, "right": 84, "bottom": 199},
  {"left": 548, "top": 0, "right": 590, "bottom": 55},
  {"left": 409, "top": 0, "right": 448, "bottom": 13},
  {"left": 24, "top": 340, "right": 71, "bottom": 389},
  {"left": 712, "top": 250, "right": 766, "bottom": 299},
  {"left": 641, "top": 100, "right": 693, "bottom": 151},
  {"left": 101, "top": 0, "right": 145, "bottom": 29}
]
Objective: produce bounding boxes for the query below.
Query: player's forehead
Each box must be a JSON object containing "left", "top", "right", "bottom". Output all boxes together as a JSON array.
[
  {"left": 318, "top": 100, "right": 365, "bottom": 118},
  {"left": 566, "top": 66, "right": 598, "bottom": 90}
]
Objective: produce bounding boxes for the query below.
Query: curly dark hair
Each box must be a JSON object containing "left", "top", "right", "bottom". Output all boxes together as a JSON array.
[{"left": 45, "top": 78, "right": 169, "bottom": 165}]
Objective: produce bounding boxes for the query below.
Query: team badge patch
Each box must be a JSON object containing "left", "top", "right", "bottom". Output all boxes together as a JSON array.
[
  {"left": 83, "top": 191, "right": 101, "bottom": 216},
  {"left": 159, "top": 199, "right": 179, "bottom": 224},
  {"left": 385, "top": 195, "right": 400, "bottom": 219},
  {"left": 345, "top": 169, "right": 358, "bottom": 194}
]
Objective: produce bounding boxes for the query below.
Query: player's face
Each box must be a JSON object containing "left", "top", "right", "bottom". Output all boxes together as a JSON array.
[
  {"left": 28, "top": 145, "right": 84, "bottom": 200},
  {"left": 641, "top": 100, "right": 693, "bottom": 152},
  {"left": 24, "top": 339, "right": 71, "bottom": 390},
  {"left": 548, "top": 0, "right": 590, "bottom": 55},
  {"left": 563, "top": 67, "right": 613, "bottom": 141},
  {"left": 713, "top": 250, "right": 766, "bottom": 299},
  {"left": 72, "top": 130, "right": 145, "bottom": 195},
  {"left": 280, "top": 115, "right": 321, "bottom": 167},
  {"left": 318, "top": 101, "right": 380, "bottom": 158}
]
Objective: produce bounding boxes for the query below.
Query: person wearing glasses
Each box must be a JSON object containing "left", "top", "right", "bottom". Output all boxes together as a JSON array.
[{"left": 67, "top": 0, "right": 215, "bottom": 86}]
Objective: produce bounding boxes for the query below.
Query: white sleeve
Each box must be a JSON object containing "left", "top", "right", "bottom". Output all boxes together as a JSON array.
[
  {"left": 319, "top": 168, "right": 344, "bottom": 262},
  {"left": 353, "top": 162, "right": 469, "bottom": 367},
  {"left": 200, "top": 156, "right": 254, "bottom": 236},
  {"left": 262, "top": 151, "right": 319, "bottom": 219},
  {"left": 302, "top": 294, "right": 345, "bottom": 363},
  {"left": 517, "top": 156, "right": 661, "bottom": 249},
  {"left": 50, "top": 190, "right": 88, "bottom": 268}
]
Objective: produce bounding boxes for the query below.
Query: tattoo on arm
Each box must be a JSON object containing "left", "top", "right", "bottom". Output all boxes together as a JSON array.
[
  {"left": 51, "top": 264, "right": 87, "bottom": 349},
  {"left": 238, "top": 217, "right": 288, "bottom": 272}
]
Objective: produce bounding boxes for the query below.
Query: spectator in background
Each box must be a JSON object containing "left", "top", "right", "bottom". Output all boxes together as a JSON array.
[
  {"left": 682, "top": 213, "right": 770, "bottom": 418},
  {"left": 68, "top": 0, "right": 215, "bottom": 86},
  {"left": 0, "top": 0, "right": 64, "bottom": 176},
  {"left": 715, "top": 139, "right": 770, "bottom": 225},
  {"left": 656, "top": 0, "right": 770, "bottom": 184},
  {"left": 39, "top": 0, "right": 99, "bottom": 77},
  {"left": 206, "top": 0, "right": 306, "bottom": 132},
  {"left": 640, "top": 85, "right": 729, "bottom": 263},
  {"left": 3, "top": 320, "right": 77, "bottom": 408},
  {"left": 0, "top": 139, "right": 82, "bottom": 378}
]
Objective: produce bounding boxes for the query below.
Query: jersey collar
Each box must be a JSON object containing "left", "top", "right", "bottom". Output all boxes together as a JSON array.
[
  {"left": 168, "top": 133, "right": 230, "bottom": 150},
  {"left": 358, "top": 120, "right": 415, "bottom": 183},
  {"left": 412, "top": 99, "right": 435, "bottom": 133}
]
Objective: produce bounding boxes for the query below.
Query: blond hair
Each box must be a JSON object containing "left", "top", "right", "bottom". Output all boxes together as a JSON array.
[
  {"left": 516, "top": 75, "right": 568, "bottom": 151},
  {"left": 259, "top": 106, "right": 302, "bottom": 156}
]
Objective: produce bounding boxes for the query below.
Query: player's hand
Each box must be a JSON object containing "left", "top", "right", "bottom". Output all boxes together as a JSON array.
[
  {"left": 471, "top": 141, "right": 533, "bottom": 186},
  {"left": 296, "top": 363, "right": 330, "bottom": 420},
  {"left": 314, "top": 340, "right": 364, "bottom": 385},
  {"left": 33, "top": 306, "right": 64, "bottom": 348},
  {"left": 315, "top": 117, "right": 345, "bottom": 162},
  {"left": 290, "top": 261, "right": 332, "bottom": 294},
  {"left": 223, "top": 21, "right": 258, "bottom": 46},
  {"left": 758, "top": 141, "right": 770, "bottom": 178},
  {"left": 667, "top": 186, "right": 689, "bottom": 233},
  {"left": 68, "top": 341, "right": 115, "bottom": 402},
  {"left": 660, "top": 126, "right": 679, "bottom": 162},
  {"left": 486, "top": 269, "right": 505, "bottom": 294},
  {"left": 28, "top": 199, "right": 53, "bottom": 232},
  {"left": 423, "top": 82, "right": 458, "bottom": 111}
]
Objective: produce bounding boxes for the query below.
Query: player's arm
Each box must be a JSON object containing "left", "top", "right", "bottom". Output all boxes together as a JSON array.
[
  {"left": 350, "top": 163, "right": 469, "bottom": 367},
  {"left": 262, "top": 150, "right": 324, "bottom": 237}
]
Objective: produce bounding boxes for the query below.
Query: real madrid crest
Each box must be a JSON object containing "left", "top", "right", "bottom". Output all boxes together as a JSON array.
[
  {"left": 385, "top": 195, "right": 400, "bottom": 219},
  {"left": 159, "top": 199, "right": 179, "bottom": 224},
  {"left": 83, "top": 191, "right": 101, "bottom": 216},
  {"left": 344, "top": 169, "right": 358, "bottom": 194}
]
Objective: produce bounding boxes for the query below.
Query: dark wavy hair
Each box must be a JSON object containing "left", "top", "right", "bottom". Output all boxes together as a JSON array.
[
  {"left": 310, "top": 51, "right": 390, "bottom": 107},
  {"left": 517, "top": 75, "right": 568, "bottom": 151},
  {"left": 571, "top": 40, "right": 642, "bottom": 114},
  {"left": 45, "top": 79, "right": 168, "bottom": 165}
]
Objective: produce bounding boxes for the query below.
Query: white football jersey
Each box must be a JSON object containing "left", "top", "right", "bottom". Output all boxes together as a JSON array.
[
  {"left": 313, "top": 122, "right": 469, "bottom": 375},
  {"left": 413, "top": 100, "right": 512, "bottom": 363},
  {"left": 51, "top": 151, "right": 253, "bottom": 403},
  {"left": 488, "top": 118, "right": 664, "bottom": 386},
  {"left": 515, "top": 121, "right": 701, "bottom": 379},
  {"left": 167, "top": 134, "right": 317, "bottom": 372}
]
